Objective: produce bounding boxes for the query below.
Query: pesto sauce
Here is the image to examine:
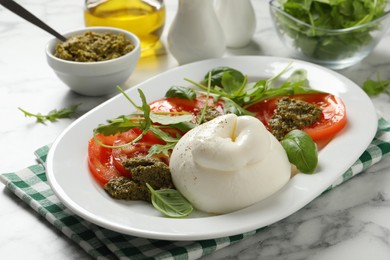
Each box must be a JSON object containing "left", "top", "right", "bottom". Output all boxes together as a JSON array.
[
  {"left": 269, "top": 97, "right": 322, "bottom": 140},
  {"left": 104, "top": 157, "right": 174, "bottom": 201},
  {"left": 196, "top": 106, "right": 222, "bottom": 124},
  {"left": 54, "top": 31, "right": 135, "bottom": 62}
]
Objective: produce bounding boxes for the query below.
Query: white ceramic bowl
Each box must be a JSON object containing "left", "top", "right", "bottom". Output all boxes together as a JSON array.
[{"left": 46, "top": 26, "right": 141, "bottom": 96}]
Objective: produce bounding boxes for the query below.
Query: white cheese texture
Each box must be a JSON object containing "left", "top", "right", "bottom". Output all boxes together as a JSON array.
[{"left": 170, "top": 114, "right": 291, "bottom": 214}]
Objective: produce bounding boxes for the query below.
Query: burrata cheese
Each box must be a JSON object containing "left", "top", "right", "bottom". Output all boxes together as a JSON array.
[{"left": 169, "top": 114, "right": 291, "bottom": 214}]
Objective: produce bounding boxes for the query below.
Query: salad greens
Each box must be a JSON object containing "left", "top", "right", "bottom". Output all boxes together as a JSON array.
[
  {"left": 274, "top": 0, "right": 389, "bottom": 60},
  {"left": 19, "top": 105, "right": 79, "bottom": 124},
  {"left": 185, "top": 65, "right": 320, "bottom": 109}
]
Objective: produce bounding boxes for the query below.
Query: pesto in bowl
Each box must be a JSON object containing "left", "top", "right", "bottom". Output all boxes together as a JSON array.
[{"left": 54, "top": 31, "right": 135, "bottom": 62}]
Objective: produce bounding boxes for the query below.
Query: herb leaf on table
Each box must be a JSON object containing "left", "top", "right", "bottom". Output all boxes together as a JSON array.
[
  {"left": 18, "top": 105, "right": 79, "bottom": 124},
  {"left": 363, "top": 77, "right": 390, "bottom": 97}
]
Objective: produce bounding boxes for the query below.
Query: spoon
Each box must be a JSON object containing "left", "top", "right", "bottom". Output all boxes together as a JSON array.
[{"left": 0, "top": 0, "right": 67, "bottom": 42}]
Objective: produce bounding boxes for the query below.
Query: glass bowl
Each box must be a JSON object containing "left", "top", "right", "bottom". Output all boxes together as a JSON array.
[{"left": 269, "top": 0, "right": 390, "bottom": 70}]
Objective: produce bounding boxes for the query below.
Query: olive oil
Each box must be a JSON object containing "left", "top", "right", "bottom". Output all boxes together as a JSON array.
[{"left": 84, "top": 0, "right": 165, "bottom": 54}]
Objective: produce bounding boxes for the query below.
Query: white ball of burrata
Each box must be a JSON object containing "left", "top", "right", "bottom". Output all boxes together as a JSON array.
[{"left": 169, "top": 114, "right": 291, "bottom": 214}]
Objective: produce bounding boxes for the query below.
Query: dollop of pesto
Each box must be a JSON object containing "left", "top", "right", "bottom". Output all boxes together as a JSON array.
[
  {"left": 103, "top": 177, "right": 150, "bottom": 201},
  {"left": 269, "top": 97, "right": 322, "bottom": 140},
  {"left": 54, "top": 31, "right": 134, "bottom": 62},
  {"left": 104, "top": 157, "right": 174, "bottom": 201},
  {"left": 196, "top": 106, "right": 223, "bottom": 124}
]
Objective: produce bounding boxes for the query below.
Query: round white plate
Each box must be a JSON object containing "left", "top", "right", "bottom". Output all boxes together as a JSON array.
[{"left": 46, "top": 56, "right": 377, "bottom": 241}]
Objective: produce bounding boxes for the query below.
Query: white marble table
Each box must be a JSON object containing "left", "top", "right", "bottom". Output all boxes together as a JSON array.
[{"left": 1, "top": 0, "right": 390, "bottom": 259}]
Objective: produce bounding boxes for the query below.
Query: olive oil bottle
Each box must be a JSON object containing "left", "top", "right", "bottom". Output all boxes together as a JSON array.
[{"left": 84, "top": 0, "right": 165, "bottom": 55}]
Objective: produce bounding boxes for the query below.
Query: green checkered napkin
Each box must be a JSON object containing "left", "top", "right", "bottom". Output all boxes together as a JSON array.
[{"left": 1, "top": 118, "right": 390, "bottom": 260}]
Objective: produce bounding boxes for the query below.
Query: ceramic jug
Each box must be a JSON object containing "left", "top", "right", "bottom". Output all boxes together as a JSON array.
[
  {"left": 167, "top": 0, "right": 226, "bottom": 64},
  {"left": 215, "top": 0, "right": 256, "bottom": 48}
]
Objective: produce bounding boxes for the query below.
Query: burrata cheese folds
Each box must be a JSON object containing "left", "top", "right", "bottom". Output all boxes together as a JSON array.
[{"left": 169, "top": 114, "right": 291, "bottom": 214}]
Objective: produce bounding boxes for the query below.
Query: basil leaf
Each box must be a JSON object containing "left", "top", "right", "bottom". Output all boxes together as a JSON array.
[
  {"left": 165, "top": 86, "right": 196, "bottom": 100},
  {"left": 221, "top": 71, "right": 245, "bottom": 96},
  {"left": 280, "top": 130, "right": 318, "bottom": 174},
  {"left": 201, "top": 66, "right": 245, "bottom": 88},
  {"left": 146, "top": 183, "right": 193, "bottom": 218}
]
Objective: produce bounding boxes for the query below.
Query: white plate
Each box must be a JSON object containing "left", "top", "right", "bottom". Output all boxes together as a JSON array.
[{"left": 46, "top": 56, "right": 377, "bottom": 241}]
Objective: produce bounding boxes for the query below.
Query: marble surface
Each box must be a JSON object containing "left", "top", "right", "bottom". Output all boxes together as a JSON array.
[{"left": 1, "top": 0, "right": 390, "bottom": 259}]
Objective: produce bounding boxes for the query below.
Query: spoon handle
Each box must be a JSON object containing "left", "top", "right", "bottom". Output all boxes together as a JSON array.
[{"left": 0, "top": 0, "right": 67, "bottom": 42}]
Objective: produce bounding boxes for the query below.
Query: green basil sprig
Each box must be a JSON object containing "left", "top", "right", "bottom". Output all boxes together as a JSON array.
[
  {"left": 146, "top": 183, "right": 193, "bottom": 218},
  {"left": 280, "top": 130, "right": 318, "bottom": 174}
]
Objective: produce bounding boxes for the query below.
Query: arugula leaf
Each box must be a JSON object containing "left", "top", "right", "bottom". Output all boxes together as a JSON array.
[
  {"left": 94, "top": 115, "right": 141, "bottom": 136},
  {"left": 170, "top": 121, "right": 197, "bottom": 132},
  {"left": 280, "top": 129, "right": 318, "bottom": 174},
  {"left": 148, "top": 142, "right": 177, "bottom": 157},
  {"left": 165, "top": 86, "right": 196, "bottom": 100},
  {"left": 146, "top": 183, "right": 193, "bottom": 218},
  {"left": 137, "top": 88, "right": 152, "bottom": 131},
  {"left": 363, "top": 78, "right": 390, "bottom": 97},
  {"left": 18, "top": 105, "right": 79, "bottom": 124}
]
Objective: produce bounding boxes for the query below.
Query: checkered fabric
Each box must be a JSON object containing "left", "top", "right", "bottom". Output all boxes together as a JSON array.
[{"left": 1, "top": 118, "right": 390, "bottom": 260}]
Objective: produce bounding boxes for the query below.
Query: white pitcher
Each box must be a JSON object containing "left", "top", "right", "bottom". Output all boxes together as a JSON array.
[
  {"left": 167, "top": 0, "right": 226, "bottom": 65},
  {"left": 215, "top": 0, "right": 256, "bottom": 48}
]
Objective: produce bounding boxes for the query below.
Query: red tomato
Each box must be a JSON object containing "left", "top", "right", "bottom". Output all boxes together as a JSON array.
[
  {"left": 88, "top": 134, "right": 121, "bottom": 185},
  {"left": 247, "top": 93, "right": 347, "bottom": 148}
]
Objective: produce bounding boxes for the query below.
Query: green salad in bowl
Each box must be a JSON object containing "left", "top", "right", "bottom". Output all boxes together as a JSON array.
[{"left": 269, "top": 0, "right": 390, "bottom": 69}]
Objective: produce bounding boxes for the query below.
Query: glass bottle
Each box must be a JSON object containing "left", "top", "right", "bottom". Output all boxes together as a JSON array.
[{"left": 84, "top": 0, "right": 166, "bottom": 56}]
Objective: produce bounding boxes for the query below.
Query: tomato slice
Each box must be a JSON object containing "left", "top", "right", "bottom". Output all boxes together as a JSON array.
[
  {"left": 88, "top": 134, "right": 121, "bottom": 185},
  {"left": 247, "top": 93, "right": 347, "bottom": 148}
]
